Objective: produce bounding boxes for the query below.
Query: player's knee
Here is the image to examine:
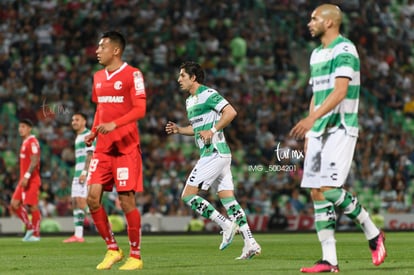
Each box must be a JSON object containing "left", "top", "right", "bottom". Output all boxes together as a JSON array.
[
  {"left": 86, "top": 195, "right": 99, "bottom": 210},
  {"left": 310, "top": 189, "right": 324, "bottom": 201},
  {"left": 9, "top": 200, "right": 20, "bottom": 211}
]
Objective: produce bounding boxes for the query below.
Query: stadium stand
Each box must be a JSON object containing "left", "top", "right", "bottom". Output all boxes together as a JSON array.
[{"left": 0, "top": 0, "right": 414, "bottom": 229}]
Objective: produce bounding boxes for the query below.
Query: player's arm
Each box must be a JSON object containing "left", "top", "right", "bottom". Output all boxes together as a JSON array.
[
  {"left": 290, "top": 77, "right": 349, "bottom": 139},
  {"left": 114, "top": 98, "right": 146, "bottom": 127},
  {"left": 198, "top": 104, "right": 237, "bottom": 141},
  {"left": 79, "top": 150, "right": 93, "bottom": 184},
  {"left": 165, "top": 121, "right": 194, "bottom": 136},
  {"left": 95, "top": 99, "right": 146, "bottom": 134},
  {"left": 85, "top": 108, "right": 100, "bottom": 146},
  {"left": 20, "top": 152, "right": 40, "bottom": 188},
  {"left": 211, "top": 104, "right": 237, "bottom": 132},
  {"left": 308, "top": 77, "right": 349, "bottom": 122}
]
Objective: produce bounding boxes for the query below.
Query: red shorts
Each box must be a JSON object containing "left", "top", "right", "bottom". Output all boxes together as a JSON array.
[
  {"left": 12, "top": 178, "right": 41, "bottom": 206},
  {"left": 87, "top": 146, "right": 143, "bottom": 192}
]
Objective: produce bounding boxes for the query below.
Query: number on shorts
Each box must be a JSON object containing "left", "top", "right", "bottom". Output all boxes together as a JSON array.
[{"left": 89, "top": 158, "right": 99, "bottom": 172}]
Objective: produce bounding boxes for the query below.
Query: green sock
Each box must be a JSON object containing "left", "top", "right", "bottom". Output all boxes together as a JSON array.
[
  {"left": 183, "top": 195, "right": 230, "bottom": 229},
  {"left": 314, "top": 200, "right": 336, "bottom": 232},
  {"left": 323, "top": 188, "right": 361, "bottom": 219},
  {"left": 324, "top": 188, "right": 379, "bottom": 240},
  {"left": 220, "top": 196, "right": 248, "bottom": 227},
  {"left": 74, "top": 209, "right": 85, "bottom": 227},
  {"left": 221, "top": 196, "right": 254, "bottom": 245}
]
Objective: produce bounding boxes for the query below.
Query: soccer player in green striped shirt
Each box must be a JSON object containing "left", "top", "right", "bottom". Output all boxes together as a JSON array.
[
  {"left": 290, "top": 4, "right": 386, "bottom": 273},
  {"left": 63, "top": 113, "right": 95, "bottom": 243},
  {"left": 166, "top": 61, "right": 261, "bottom": 260}
]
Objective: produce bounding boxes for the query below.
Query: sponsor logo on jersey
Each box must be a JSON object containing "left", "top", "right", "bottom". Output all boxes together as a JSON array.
[
  {"left": 114, "top": 81, "right": 123, "bottom": 90},
  {"left": 97, "top": 96, "right": 124, "bottom": 103},
  {"left": 190, "top": 117, "right": 203, "bottom": 125}
]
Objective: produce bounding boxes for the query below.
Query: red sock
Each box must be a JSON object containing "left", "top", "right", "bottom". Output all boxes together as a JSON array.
[
  {"left": 125, "top": 208, "right": 141, "bottom": 259},
  {"left": 91, "top": 206, "right": 119, "bottom": 250},
  {"left": 31, "top": 209, "right": 41, "bottom": 237},
  {"left": 15, "top": 206, "right": 32, "bottom": 230}
]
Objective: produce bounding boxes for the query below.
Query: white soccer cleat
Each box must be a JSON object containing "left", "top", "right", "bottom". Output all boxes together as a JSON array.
[
  {"left": 23, "top": 236, "right": 40, "bottom": 242},
  {"left": 235, "top": 242, "right": 261, "bottom": 260},
  {"left": 22, "top": 229, "right": 34, "bottom": 242},
  {"left": 219, "top": 221, "right": 239, "bottom": 250}
]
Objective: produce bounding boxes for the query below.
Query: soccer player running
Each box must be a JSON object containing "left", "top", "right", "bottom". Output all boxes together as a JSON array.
[
  {"left": 10, "top": 119, "right": 42, "bottom": 242},
  {"left": 63, "top": 113, "right": 95, "bottom": 243},
  {"left": 165, "top": 61, "right": 261, "bottom": 260},
  {"left": 84, "top": 31, "right": 146, "bottom": 270},
  {"left": 290, "top": 4, "right": 386, "bottom": 273}
]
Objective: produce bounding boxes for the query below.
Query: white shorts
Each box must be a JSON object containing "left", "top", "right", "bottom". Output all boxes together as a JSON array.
[
  {"left": 186, "top": 152, "right": 234, "bottom": 192},
  {"left": 71, "top": 177, "right": 88, "bottom": 198},
  {"left": 301, "top": 128, "right": 356, "bottom": 188}
]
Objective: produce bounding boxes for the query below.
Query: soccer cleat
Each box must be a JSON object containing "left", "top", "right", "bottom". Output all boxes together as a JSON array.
[
  {"left": 22, "top": 229, "right": 34, "bottom": 241},
  {"left": 23, "top": 236, "right": 40, "bottom": 242},
  {"left": 219, "top": 221, "right": 239, "bottom": 250},
  {"left": 96, "top": 249, "right": 124, "bottom": 270},
  {"left": 235, "top": 242, "right": 261, "bottom": 260},
  {"left": 118, "top": 257, "right": 143, "bottom": 270},
  {"left": 63, "top": 235, "right": 85, "bottom": 243},
  {"left": 300, "top": 260, "right": 339, "bottom": 273},
  {"left": 370, "top": 231, "right": 387, "bottom": 266}
]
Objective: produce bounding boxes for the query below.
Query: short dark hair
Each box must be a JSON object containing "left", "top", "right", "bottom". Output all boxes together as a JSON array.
[
  {"left": 19, "top": 118, "right": 33, "bottom": 127},
  {"left": 73, "top": 112, "right": 88, "bottom": 121},
  {"left": 101, "top": 31, "right": 126, "bottom": 52},
  {"left": 180, "top": 61, "right": 205, "bottom": 83}
]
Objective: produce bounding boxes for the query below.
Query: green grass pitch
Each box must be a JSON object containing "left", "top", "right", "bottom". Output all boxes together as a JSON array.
[{"left": 0, "top": 232, "right": 412, "bottom": 274}]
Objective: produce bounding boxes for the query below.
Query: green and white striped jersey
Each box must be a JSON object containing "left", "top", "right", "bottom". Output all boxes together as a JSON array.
[
  {"left": 186, "top": 85, "right": 231, "bottom": 158},
  {"left": 74, "top": 128, "right": 95, "bottom": 178},
  {"left": 308, "top": 35, "right": 360, "bottom": 137}
]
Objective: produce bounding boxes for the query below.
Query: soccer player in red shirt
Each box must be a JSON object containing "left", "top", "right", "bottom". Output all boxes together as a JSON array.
[
  {"left": 10, "top": 119, "right": 42, "bottom": 242},
  {"left": 84, "top": 31, "right": 146, "bottom": 271}
]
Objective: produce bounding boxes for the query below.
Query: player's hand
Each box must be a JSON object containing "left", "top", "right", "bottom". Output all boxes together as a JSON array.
[
  {"left": 290, "top": 116, "right": 315, "bottom": 140},
  {"left": 165, "top": 121, "right": 179, "bottom": 134},
  {"left": 84, "top": 132, "right": 97, "bottom": 146},
  {"left": 198, "top": 129, "right": 213, "bottom": 145},
  {"left": 79, "top": 174, "right": 87, "bottom": 184},
  {"left": 20, "top": 178, "right": 29, "bottom": 189},
  {"left": 96, "top": 122, "right": 117, "bottom": 134}
]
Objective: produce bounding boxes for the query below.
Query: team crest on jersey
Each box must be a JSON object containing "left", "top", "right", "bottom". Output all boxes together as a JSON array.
[
  {"left": 114, "top": 81, "right": 123, "bottom": 90},
  {"left": 96, "top": 83, "right": 102, "bottom": 89}
]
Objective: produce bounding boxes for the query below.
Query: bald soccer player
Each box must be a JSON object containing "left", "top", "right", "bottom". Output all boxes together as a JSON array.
[{"left": 290, "top": 4, "right": 387, "bottom": 273}]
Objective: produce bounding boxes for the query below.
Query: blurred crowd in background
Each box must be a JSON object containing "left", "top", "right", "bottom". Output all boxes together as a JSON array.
[{"left": 1, "top": 0, "right": 414, "bottom": 230}]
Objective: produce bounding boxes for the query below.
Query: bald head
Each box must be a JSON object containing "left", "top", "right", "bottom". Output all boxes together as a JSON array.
[
  {"left": 308, "top": 4, "right": 342, "bottom": 44},
  {"left": 316, "top": 4, "right": 342, "bottom": 27}
]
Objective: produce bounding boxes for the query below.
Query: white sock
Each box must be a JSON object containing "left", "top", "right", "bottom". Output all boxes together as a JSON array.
[
  {"left": 210, "top": 211, "right": 232, "bottom": 230},
  {"left": 74, "top": 226, "right": 83, "bottom": 238},
  {"left": 356, "top": 208, "right": 380, "bottom": 240},
  {"left": 239, "top": 224, "right": 256, "bottom": 246},
  {"left": 318, "top": 230, "right": 337, "bottom": 266}
]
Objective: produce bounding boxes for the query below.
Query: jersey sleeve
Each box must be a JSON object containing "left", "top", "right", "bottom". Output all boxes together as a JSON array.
[
  {"left": 113, "top": 69, "right": 146, "bottom": 128},
  {"left": 333, "top": 43, "right": 359, "bottom": 80},
  {"left": 131, "top": 70, "right": 146, "bottom": 104},
  {"left": 206, "top": 91, "right": 228, "bottom": 113},
  {"left": 29, "top": 139, "right": 40, "bottom": 156}
]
